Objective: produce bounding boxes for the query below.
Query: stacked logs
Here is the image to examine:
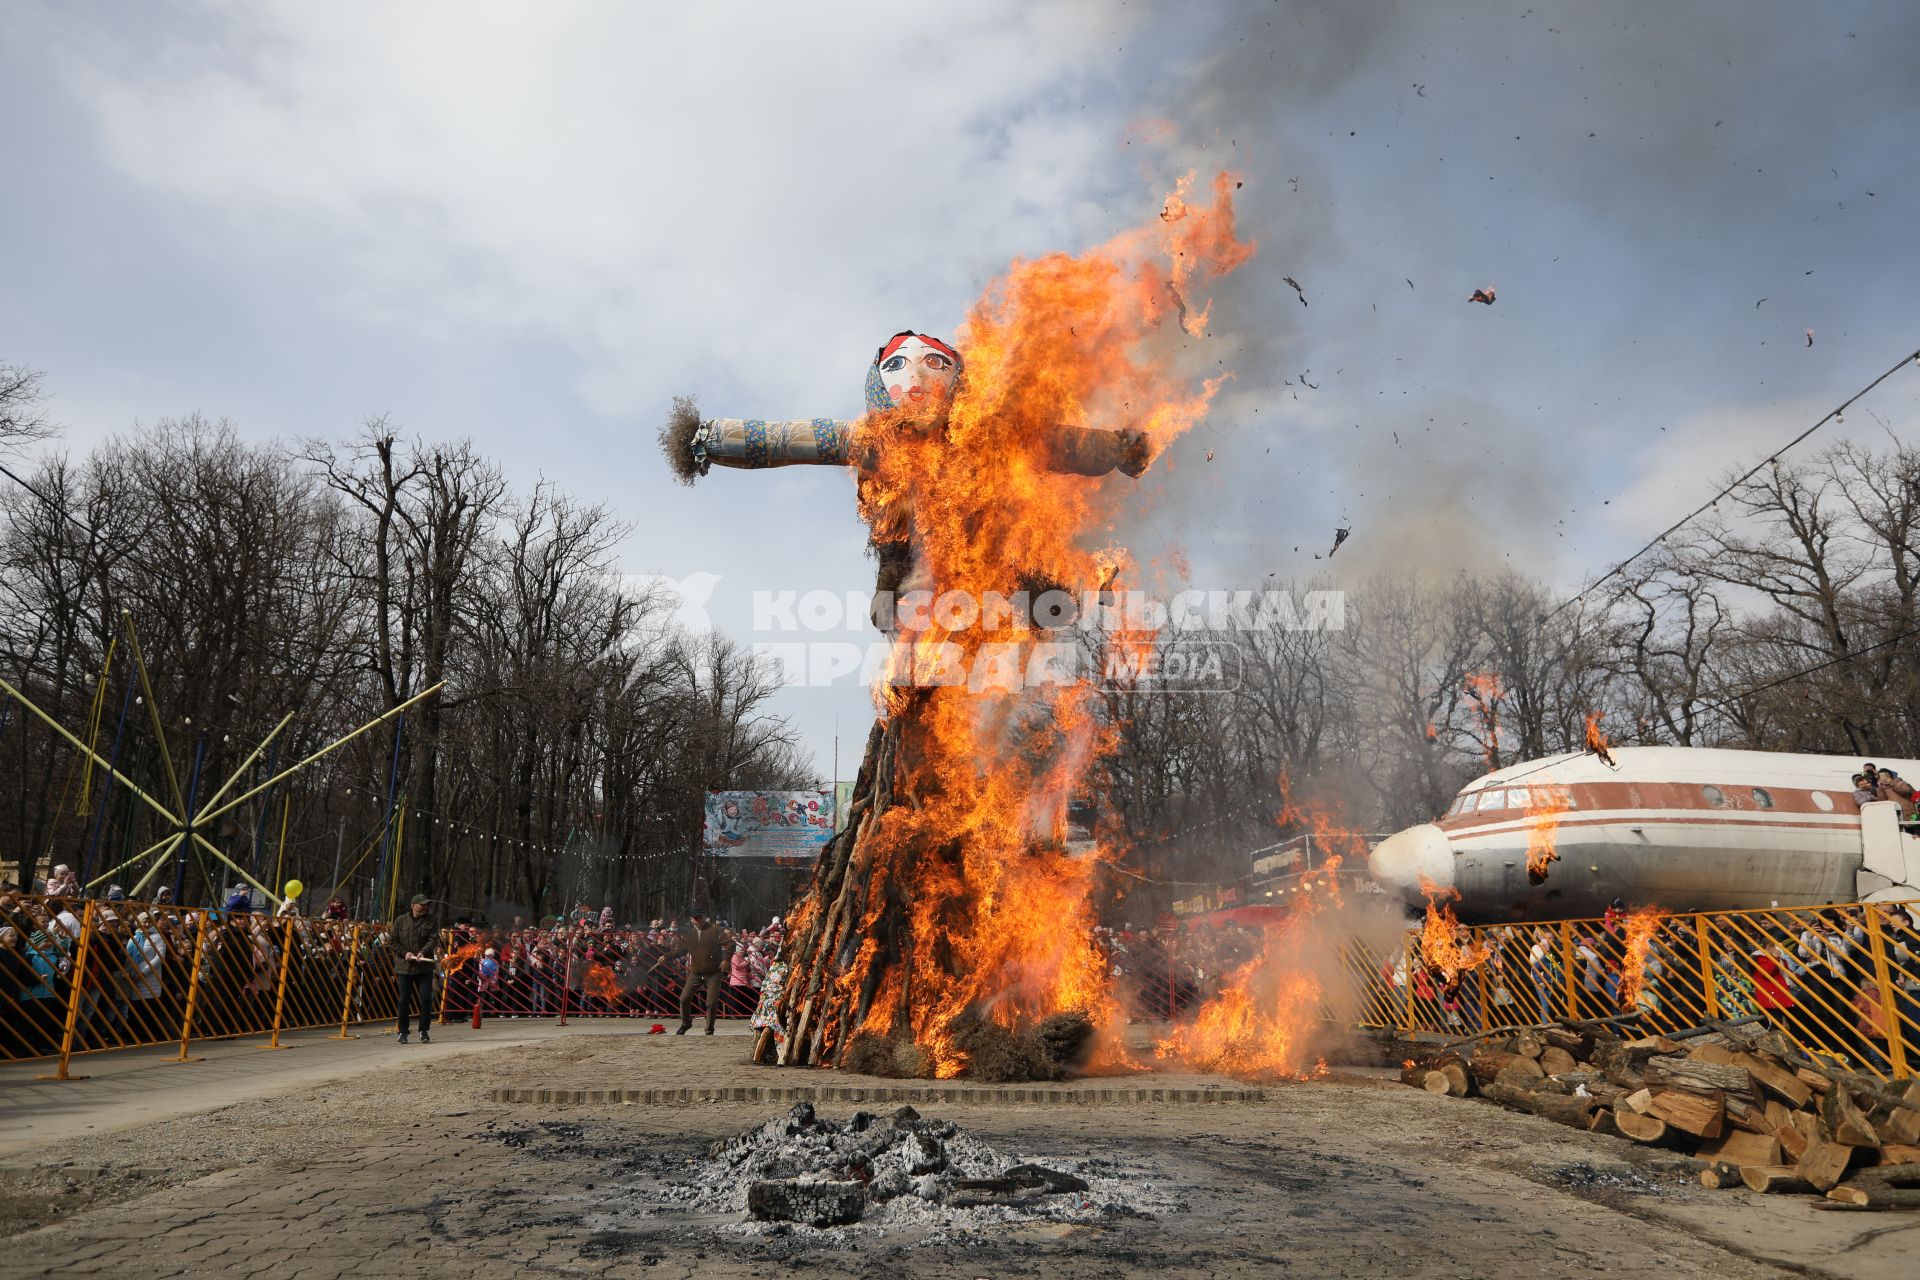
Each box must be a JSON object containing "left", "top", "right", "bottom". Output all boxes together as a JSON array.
[{"left": 1402, "top": 1019, "right": 1920, "bottom": 1208}]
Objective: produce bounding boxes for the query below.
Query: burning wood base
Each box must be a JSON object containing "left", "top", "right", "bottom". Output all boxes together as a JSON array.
[
  {"left": 1401, "top": 1018, "right": 1920, "bottom": 1211},
  {"left": 759, "top": 709, "right": 1108, "bottom": 1080}
]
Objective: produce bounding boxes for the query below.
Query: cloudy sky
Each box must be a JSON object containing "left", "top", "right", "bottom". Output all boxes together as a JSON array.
[{"left": 3, "top": 0, "right": 1917, "bottom": 777}]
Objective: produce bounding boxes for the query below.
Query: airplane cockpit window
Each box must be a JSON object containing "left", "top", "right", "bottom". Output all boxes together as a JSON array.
[
  {"left": 1482, "top": 790, "right": 1509, "bottom": 812},
  {"left": 1505, "top": 787, "right": 1530, "bottom": 809},
  {"left": 1702, "top": 785, "right": 1727, "bottom": 808},
  {"left": 1751, "top": 787, "right": 1774, "bottom": 809}
]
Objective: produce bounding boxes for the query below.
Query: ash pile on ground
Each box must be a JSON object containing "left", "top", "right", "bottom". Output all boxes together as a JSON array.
[{"left": 654, "top": 1102, "right": 1176, "bottom": 1240}]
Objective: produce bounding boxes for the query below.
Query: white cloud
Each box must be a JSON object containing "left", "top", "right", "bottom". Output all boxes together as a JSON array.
[{"left": 44, "top": 0, "right": 1141, "bottom": 416}]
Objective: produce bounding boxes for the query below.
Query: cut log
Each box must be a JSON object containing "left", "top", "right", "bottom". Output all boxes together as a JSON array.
[
  {"left": 1624, "top": 1034, "right": 1683, "bottom": 1056},
  {"left": 1422, "top": 1071, "right": 1456, "bottom": 1095},
  {"left": 1613, "top": 1110, "right": 1671, "bottom": 1143},
  {"left": 1822, "top": 1086, "right": 1882, "bottom": 1149},
  {"left": 1650, "top": 1088, "right": 1726, "bottom": 1139},
  {"left": 1826, "top": 1183, "right": 1920, "bottom": 1208},
  {"left": 1539, "top": 1046, "right": 1578, "bottom": 1076},
  {"left": 1622, "top": 1087, "right": 1655, "bottom": 1115},
  {"left": 1483, "top": 1080, "right": 1599, "bottom": 1129},
  {"left": 1644, "top": 1055, "right": 1755, "bottom": 1099},
  {"left": 1742, "top": 1165, "right": 1816, "bottom": 1194},
  {"left": 1699, "top": 1129, "right": 1782, "bottom": 1168},
  {"left": 1589, "top": 1109, "right": 1623, "bottom": 1137},
  {"left": 1735, "top": 1053, "right": 1814, "bottom": 1109},
  {"left": 1698, "top": 1161, "right": 1744, "bottom": 1189},
  {"left": 1688, "top": 1041, "right": 1740, "bottom": 1066},
  {"left": 1544, "top": 1026, "right": 1594, "bottom": 1058},
  {"left": 1764, "top": 1099, "right": 1794, "bottom": 1131},
  {"left": 1469, "top": 1050, "right": 1545, "bottom": 1086},
  {"left": 1510, "top": 1030, "right": 1545, "bottom": 1059},
  {"left": 1496, "top": 1063, "right": 1552, "bottom": 1091},
  {"left": 1723, "top": 1094, "right": 1772, "bottom": 1135},
  {"left": 1775, "top": 1122, "right": 1810, "bottom": 1163},
  {"left": 1432, "top": 1056, "right": 1472, "bottom": 1096},
  {"left": 1886, "top": 1081, "right": 1920, "bottom": 1145},
  {"left": 1796, "top": 1139, "right": 1859, "bottom": 1192},
  {"left": 1845, "top": 1164, "right": 1920, "bottom": 1188},
  {"left": 1879, "top": 1143, "right": 1920, "bottom": 1166},
  {"left": 1796, "top": 1066, "right": 1834, "bottom": 1095}
]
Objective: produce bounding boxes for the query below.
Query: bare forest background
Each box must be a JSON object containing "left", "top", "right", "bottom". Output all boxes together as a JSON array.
[{"left": 3, "top": 361, "right": 1917, "bottom": 922}]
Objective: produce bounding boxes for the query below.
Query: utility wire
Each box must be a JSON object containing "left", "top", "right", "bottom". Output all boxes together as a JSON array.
[{"left": 1541, "top": 346, "right": 1920, "bottom": 626}]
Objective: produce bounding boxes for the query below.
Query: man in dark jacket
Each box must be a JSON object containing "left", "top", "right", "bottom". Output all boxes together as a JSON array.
[
  {"left": 390, "top": 894, "right": 439, "bottom": 1044},
  {"left": 670, "top": 912, "right": 733, "bottom": 1035}
]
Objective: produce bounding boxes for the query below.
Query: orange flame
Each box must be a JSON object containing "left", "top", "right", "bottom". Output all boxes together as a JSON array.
[
  {"left": 836, "top": 172, "right": 1254, "bottom": 1076},
  {"left": 1524, "top": 784, "right": 1573, "bottom": 884},
  {"left": 1585, "top": 711, "right": 1617, "bottom": 766},
  {"left": 442, "top": 940, "right": 486, "bottom": 974},
  {"left": 584, "top": 962, "right": 624, "bottom": 1003},
  {"left": 1153, "top": 781, "right": 1352, "bottom": 1080},
  {"left": 1618, "top": 907, "right": 1668, "bottom": 1009},
  {"left": 1417, "top": 877, "right": 1489, "bottom": 982}
]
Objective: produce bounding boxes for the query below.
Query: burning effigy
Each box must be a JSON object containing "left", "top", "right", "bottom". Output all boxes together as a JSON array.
[{"left": 661, "top": 174, "right": 1253, "bottom": 1078}]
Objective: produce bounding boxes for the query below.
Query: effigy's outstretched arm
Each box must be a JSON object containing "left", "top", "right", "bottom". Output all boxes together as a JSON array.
[
  {"left": 660, "top": 396, "right": 854, "bottom": 483},
  {"left": 1044, "top": 426, "right": 1153, "bottom": 479}
]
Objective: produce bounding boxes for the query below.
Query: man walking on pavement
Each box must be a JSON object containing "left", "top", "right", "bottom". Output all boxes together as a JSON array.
[
  {"left": 391, "top": 893, "right": 439, "bottom": 1044},
  {"left": 671, "top": 911, "right": 733, "bottom": 1035}
]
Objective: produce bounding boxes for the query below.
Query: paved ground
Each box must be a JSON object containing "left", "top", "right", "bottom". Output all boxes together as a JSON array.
[{"left": 1, "top": 1020, "right": 1916, "bottom": 1279}]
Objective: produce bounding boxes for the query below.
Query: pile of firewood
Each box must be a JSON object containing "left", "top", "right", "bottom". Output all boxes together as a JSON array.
[{"left": 1401, "top": 1018, "right": 1920, "bottom": 1208}]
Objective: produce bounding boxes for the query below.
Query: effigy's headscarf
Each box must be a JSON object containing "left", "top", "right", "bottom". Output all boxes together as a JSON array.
[{"left": 865, "top": 330, "right": 962, "bottom": 413}]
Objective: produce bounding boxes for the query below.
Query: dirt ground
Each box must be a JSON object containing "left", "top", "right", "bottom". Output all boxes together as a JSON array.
[{"left": 1, "top": 1028, "right": 1915, "bottom": 1279}]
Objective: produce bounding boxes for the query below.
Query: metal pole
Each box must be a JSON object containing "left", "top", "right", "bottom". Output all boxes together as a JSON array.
[
  {"left": 264, "top": 916, "right": 296, "bottom": 1050},
  {"left": 334, "top": 923, "right": 363, "bottom": 1040},
  {"left": 1694, "top": 914, "right": 1720, "bottom": 1020},
  {"left": 173, "top": 913, "right": 208, "bottom": 1062},
  {"left": 329, "top": 818, "right": 346, "bottom": 902},
  {"left": 1865, "top": 909, "right": 1907, "bottom": 1079},
  {"left": 372, "top": 716, "right": 406, "bottom": 915},
  {"left": 173, "top": 735, "right": 208, "bottom": 905},
  {"left": 80, "top": 668, "right": 136, "bottom": 885},
  {"left": 37, "top": 901, "right": 97, "bottom": 1081}
]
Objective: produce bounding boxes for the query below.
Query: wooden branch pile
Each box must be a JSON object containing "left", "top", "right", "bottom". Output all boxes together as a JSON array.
[{"left": 1402, "top": 1019, "right": 1920, "bottom": 1209}]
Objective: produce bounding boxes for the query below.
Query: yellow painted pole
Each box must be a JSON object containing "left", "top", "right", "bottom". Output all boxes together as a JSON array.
[
  {"left": 1864, "top": 909, "right": 1907, "bottom": 1080},
  {"left": 198, "top": 712, "right": 295, "bottom": 814},
  {"left": 120, "top": 612, "right": 187, "bottom": 813},
  {"left": 264, "top": 916, "right": 296, "bottom": 1051},
  {"left": 1560, "top": 921, "right": 1579, "bottom": 1020},
  {"left": 199, "top": 683, "right": 444, "bottom": 826},
  {"left": 334, "top": 924, "right": 363, "bottom": 1040},
  {"left": 1475, "top": 927, "right": 1491, "bottom": 1031},
  {"left": 36, "top": 901, "right": 97, "bottom": 1081},
  {"left": 272, "top": 791, "right": 292, "bottom": 904},
  {"left": 173, "top": 913, "right": 209, "bottom": 1063},
  {"left": 1694, "top": 914, "right": 1720, "bottom": 1020},
  {"left": 189, "top": 832, "right": 278, "bottom": 903},
  {"left": 1401, "top": 935, "right": 1416, "bottom": 1033},
  {"left": 96, "top": 832, "right": 184, "bottom": 892},
  {"left": 72, "top": 636, "right": 118, "bottom": 818},
  {"left": 0, "top": 674, "right": 179, "bottom": 828}
]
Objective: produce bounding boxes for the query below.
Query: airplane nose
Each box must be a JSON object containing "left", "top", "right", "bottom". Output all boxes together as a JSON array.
[{"left": 1368, "top": 823, "right": 1453, "bottom": 897}]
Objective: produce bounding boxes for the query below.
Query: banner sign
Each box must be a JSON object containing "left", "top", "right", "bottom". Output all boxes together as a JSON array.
[{"left": 703, "top": 790, "right": 835, "bottom": 859}]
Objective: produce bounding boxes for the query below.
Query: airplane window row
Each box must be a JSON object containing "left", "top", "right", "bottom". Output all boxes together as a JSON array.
[
  {"left": 1446, "top": 786, "right": 1580, "bottom": 816},
  {"left": 1705, "top": 785, "right": 1780, "bottom": 809}
]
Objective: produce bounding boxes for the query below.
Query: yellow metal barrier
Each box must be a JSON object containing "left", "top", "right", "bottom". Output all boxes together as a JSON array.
[
  {"left": 0, "top": 892, "right": 408, "bottom": 1065},
  {"left": 1390, "top": 899, "right": 1920, "bottom": 1080}
]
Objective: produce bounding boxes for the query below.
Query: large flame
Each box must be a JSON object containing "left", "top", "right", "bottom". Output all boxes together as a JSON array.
[
  {"left": 1153, "top": 777, "right": 1352, "bottom": 1081},
  {"left": 1524, "top": 783, "right": 1573, "bottom": 884},
  {"left": 839, "top": 172, "right": 1254, "bottom": 1076},
  {"left": 1417, "top": 876, "right": 1490, "bottom": 983},
  {"left": 1618, "top": 906, "right": 1668, "bottom": 1009}
]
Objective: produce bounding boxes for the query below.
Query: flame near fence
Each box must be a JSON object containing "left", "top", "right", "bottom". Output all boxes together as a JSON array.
[{"left": 2, "top": 893, "right": 1914, "bottom": 1080}]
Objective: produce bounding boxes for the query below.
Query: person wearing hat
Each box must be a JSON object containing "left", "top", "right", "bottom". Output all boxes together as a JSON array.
[{"left": 390, "top": 893, "right": 440, "bottom": 1044}]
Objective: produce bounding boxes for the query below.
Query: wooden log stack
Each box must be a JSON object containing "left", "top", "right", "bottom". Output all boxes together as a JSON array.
[{"left": 1401, "top": 1018, "right": 1920, "bottom": 1210}]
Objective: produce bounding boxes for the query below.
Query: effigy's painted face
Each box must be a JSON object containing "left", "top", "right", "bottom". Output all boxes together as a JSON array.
[{"left": 867, "top": 332, "right": 960, "bottom": 421}]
